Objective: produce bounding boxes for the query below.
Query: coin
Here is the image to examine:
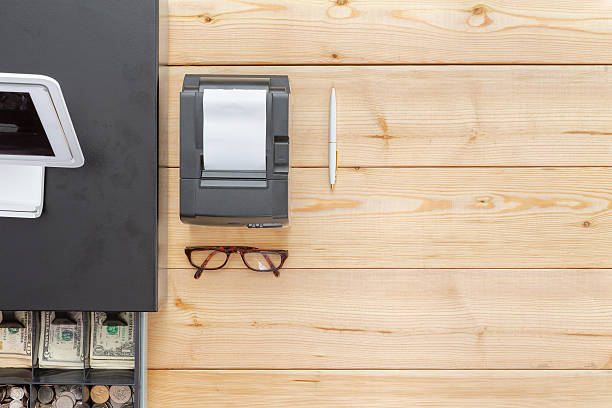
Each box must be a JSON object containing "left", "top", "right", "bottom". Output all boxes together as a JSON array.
[
  {"left": 37, "top": 386, "right": 54, "bottom": 404},
  {"left": 55, "top": 395, "right": 74, "bottom": 408},
  {"left": 8, "top": 387, "right": 24, "bottom": 400},
  {"left": 58, "top": 391, "right": 76, "bottom": 405},
  {"left": 90, "top": 386, "right": 109, "bottom": 404},
  {"left": 8, "top": 400, "right": 23, "bottom": 408},
  {"left": 108, "top": 386, "right": 130, "bottom": 404},
  {"left": 70, "top": 385, "right": 83, "bottom": 400},
  {"left": 83, "top": 385, "right": 90, "bottom": 402}
]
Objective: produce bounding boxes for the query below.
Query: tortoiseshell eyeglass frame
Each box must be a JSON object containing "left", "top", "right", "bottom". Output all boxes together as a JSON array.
[{"left": 185, "top": 246, "right": 288, "bottom": 279}]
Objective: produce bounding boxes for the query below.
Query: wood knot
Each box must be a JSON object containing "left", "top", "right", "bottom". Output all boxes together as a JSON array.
[
  {"left": 475, "top": 325, "right": 488, "bottom": 337},
  {"left": 473, "top": 196, "right": 494, "bottom": 210},
  {"left": 199, "top": 14, "right": 214, "bottom": 23},
  {"left": 331, "top": 53, "right": 339, "bottom": 59},
  {"left": 583, "top": 221, "right": 591, "bottom": 228},
  {"left": 471, "top": 4, "right": 487, "bottom": 15},
  {"left": 467, "top": 4, "right": 492, "bottom": 27},
  {"left": 327, "top": 0, "right": 359, "bottom": 19}
]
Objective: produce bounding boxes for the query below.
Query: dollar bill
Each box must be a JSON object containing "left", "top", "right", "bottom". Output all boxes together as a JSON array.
[
  {"left": 0, "top": 311, "right": 32, "bottom": 368},
  {"left": 89, "top": 312, "right": 135, "bottom": 369},
  {"left": 37, "top": 312, "right": 84, "bottom": 369}
]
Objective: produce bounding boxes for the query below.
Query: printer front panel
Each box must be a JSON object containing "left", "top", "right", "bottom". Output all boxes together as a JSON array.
[{"left": 180, "top": 178, "right": 288, "bottom": 226}]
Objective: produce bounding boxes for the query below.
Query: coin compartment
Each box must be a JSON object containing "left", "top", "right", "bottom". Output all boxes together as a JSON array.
[
  {"left": 85, "top": 384, "right": 135, "bottom": 407},
  {"left": 0, "top": 384, "right": 30, "bottom": 408},
  {"left": 0, "top": 312, "right": 144, "bottom": 408},
  {"left": 33, "top": 384, "right": 85, "bottom": 408}
]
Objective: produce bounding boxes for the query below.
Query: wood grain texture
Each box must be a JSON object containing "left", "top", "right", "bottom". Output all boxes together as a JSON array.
[
  {"left": 149, "top": 269, "right": 612, "bottom": 369},
  {"left": 161, "top": 65, "right": 612, "bottom": 168},
  {"left": 149, "top": 369, "right": 612, "bottom": 407},
  {"left": 157, "top": 2, "right": 612, "bottom": 405},
  {"left": 166, "top": 0, "right": 612, "bottom": 65},
  {"left": 161, "top": 167, "right": 612, "bottom": 269}
]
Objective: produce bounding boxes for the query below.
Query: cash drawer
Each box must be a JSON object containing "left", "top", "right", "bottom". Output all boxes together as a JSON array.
[{"left": 0, "top": 311, "right": 146, "bottom": 408}]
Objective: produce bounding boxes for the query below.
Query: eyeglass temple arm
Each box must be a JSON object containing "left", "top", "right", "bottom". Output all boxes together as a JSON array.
[
  {"left": 262, "top": 253, "right": 280, "bottom": 277},
  {"left": 194, "top": 250, "right": 220, "bottom": 279}
]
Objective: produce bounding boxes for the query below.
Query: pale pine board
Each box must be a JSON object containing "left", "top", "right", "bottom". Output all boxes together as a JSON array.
[
  {"left": 149, "top": 269, "right": 612, "bottom": 369},
  {"left": 161, "top": 65, "right": 612, "bottom": 168},
  {"left": 161, "top": 167, "right": 612, "bottom": 270},
  {"left": 166, "top": 1, "right": 612, "bottom": 64},
  {"left": 149, "top": 370, "right": 612, "bottom": 407}
]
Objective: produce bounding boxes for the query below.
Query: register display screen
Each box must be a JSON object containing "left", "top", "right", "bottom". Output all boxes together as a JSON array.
[{"left": 0, "top": 91, "right": 54, "bottom": 156}]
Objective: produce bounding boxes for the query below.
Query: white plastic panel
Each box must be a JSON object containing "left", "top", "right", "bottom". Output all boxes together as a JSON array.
[{"left": 0, "top": 164, "right": 44, "bottom": 218}]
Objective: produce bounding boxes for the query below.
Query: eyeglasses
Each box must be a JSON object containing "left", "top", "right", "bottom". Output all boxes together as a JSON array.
[{"left": 185, "top": 246, "right": 288, "bottom": 279}]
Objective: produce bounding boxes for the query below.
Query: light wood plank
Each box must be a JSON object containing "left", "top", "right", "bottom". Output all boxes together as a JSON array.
[
  {"left": 166, "top": 1, "right": 612, "bottom": 65},
  {"left": 162, "top": 65, "right": 612, "bottom": 168},
  {"left": 149, "top": 269, "right": 612, "bottom": 369},
  {"left": 161, "top": 167, "right": 612, "bottom": 270},
  {"left": 149, "top": 369, "right": 612, "bottom": 407}
]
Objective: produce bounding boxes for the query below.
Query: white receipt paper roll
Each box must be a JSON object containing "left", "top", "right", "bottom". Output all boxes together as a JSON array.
[{"left": 203, "top": 88, "right": 267, "bottom": 171}]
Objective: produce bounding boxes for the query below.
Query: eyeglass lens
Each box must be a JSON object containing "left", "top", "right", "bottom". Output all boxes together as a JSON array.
[
  {"left": 190, "top": 249, "right": 228, "bottom": 269},
  {"left": 242, "top": 252, "right": 283, "bottom": 271}
]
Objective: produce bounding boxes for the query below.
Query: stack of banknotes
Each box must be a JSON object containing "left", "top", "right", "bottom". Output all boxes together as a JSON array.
[
  {"left": 0, "top": 311, "right": 32, "bottom": 368},
  {"left": 88, "top": 312, "right": 135, "bottom": 369},
  {"left": 0, "top": 311, "right": 134, "bottom": 370}
]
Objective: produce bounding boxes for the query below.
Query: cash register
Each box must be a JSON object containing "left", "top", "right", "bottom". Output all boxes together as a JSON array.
[
  {"left": 179, "top": 74, "right": 290, "bottom": 228},
  {"left": 0, "top": 2, "right": 157, "bottom": 407}
]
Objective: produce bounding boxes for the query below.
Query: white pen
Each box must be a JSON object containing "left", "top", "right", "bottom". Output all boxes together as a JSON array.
[{"left": 329, "top": 87, "right": 337, "bottom": 189}]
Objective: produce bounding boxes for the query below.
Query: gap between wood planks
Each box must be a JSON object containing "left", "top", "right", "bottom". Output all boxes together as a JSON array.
[
  {"left": 147, "top": 368, "right": 612, "bottom": 371},
  {"left": 160, "top": 165, "right": 612, "bottom": 169},
  {"left": 164, "top": 63, "right": 612, "bottom": 67}
]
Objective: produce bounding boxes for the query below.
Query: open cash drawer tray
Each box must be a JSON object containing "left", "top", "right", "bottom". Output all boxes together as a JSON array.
[{"left": 0, "top": 312, "right": 146, "bottom": 408}]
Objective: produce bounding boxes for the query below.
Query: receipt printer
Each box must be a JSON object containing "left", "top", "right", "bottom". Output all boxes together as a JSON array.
[{"left": 180, "top": 74, "right": 290, "bottom": 227}]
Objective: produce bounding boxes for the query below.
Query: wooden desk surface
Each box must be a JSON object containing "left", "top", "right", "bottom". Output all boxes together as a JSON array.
[{"left": 152, "top": 1, "right": 612, "bottom": 406}]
